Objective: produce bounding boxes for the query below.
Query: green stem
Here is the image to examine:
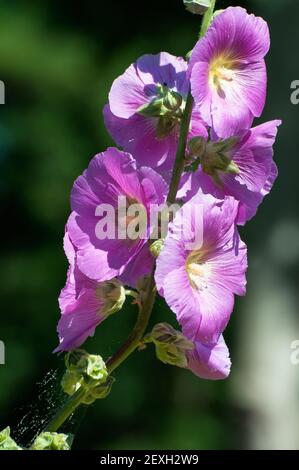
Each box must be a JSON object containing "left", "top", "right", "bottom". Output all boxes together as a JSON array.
[
  {"left": 199, "top": 0, "right": 216, "bottom": 38},
  {"left": 45, "top": 387, "right": 86, "bottom": 433},
  {"left": 43, "top": 1, "right": 217, "bottom": 434},
  {"left": 106, "top": 273, "right": 156, "bottom": 374},
  {"left": 167, "top": 91, "right": 193, "bottom": 205}
]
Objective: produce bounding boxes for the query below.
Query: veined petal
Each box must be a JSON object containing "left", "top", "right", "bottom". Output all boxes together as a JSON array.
[{"left": 186, "top": 334, "right": 231, "bottom": 380}]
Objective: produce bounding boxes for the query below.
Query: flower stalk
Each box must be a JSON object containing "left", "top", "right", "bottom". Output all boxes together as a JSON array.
[{"left": 44, "top": 0, "right": 218, "bottom": 436}]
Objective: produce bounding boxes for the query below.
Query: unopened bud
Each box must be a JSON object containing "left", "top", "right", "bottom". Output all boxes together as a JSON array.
[
  {"left": 138, "top": 86, "right": 184, "bottom": 121},
  {"left": 61, "top": 369, "right": 81, "bottom": 396},
  {"left": 31, "top": 432, "right": 70, "bottom": 451},
  {"left": 202, "top": 137, "right": 240, "bottom": 179},
  {"left": 83, "top": 354, "right": 108, "bottom": 383},
  {"left": 137, "top": 98, "right": 165, "bottom": 118},
  {"left": 145, "top": 323, "right": 194, "bottom": 368},
  {"left": 156, "top": 115, "right": 178, "bottom": 140},
  {"left": 149, "top": 239, "right": 164, "bottom": 258},
  {"left": 62, "top": 349, "right": 108, "bottom": 397},
  {"left": 97, "top": 279, "right": 126, "bottom": 317},
  {"left": 183, "top": 0, "right": 211, "bottom": 15},
  {"left": 82, "top": 376, "right": 116, "bottom": 405},
  {"left": 163, "top": 90, "right": 183, "bottom": 112},
  {"left": 0, "top": 427, "right": 22, "bottom": 450},
  {"left": 212, "top": 136, "right": 239, "bottom": 154},
  {"left": 188, "top": 136, "right": 207, "bottom": 158}
]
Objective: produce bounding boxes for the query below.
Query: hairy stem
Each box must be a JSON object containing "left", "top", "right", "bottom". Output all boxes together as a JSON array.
[
  {"left": 167, "top": 91, "right": 193, "bottom": 205},
  {"left": 45, "top": 387, "right": 86, "bottom": 433},
  {"left": 106, "top": 272, "right": 156, "bottom": 374}
]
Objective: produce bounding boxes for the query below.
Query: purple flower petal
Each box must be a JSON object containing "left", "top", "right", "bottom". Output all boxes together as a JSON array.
[
  {"left": 186, "top": 334, "right": 231, "bottom": 380},
  {"left": 155, "top": 194, "right": 247, "bottom": 344},
  {"left": 189, "top": 7, "right": 270, "bottom": 137}
]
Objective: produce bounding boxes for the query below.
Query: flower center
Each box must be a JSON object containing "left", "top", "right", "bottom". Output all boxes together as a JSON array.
[
  {"left": 186, "top": 251, "right": 211, "bottom": 292},
  {"left": 209, "top": 55, "right": 236, "bottom": 93}
]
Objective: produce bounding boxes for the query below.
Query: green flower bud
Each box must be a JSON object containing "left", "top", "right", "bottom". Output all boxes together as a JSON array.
[
  {"left": 0, "top": 427, "right": 22, "bottom": 450},
  {"left": 202, "top": 137, "right": 240, "bottom": 181},
  {"left": 188, "top": 136, "right": 207, "bottom": 158},
  {"left": 145, "top": 323, "right": 194, "bottom": 368},
  {"left": 62, "top": 350, "right": 108, "bottom": 397},
  {"left": 31, "top": 432, "right": 70, "bottom": 451},
  {"left": 61, "top": 369, "right": 82, "bottom": 396},
  {"left": 82, "top": 354, "right": 108, "bottom": 383},
  {"left": 163, "top": 90, "right": 183, "bottom": 112},
  {"left": 138, "top": 84, "right": 184, "bottom": 117},
  {"left": 97, "top": 279, "right": 126, "bottom": 317},
  {"left": 137, "top": 98, "right": 166, "bottom": 118},
  {"left": 156, "top": 115, "right": 178, "bottom": 140},
  {"left": 183, "top": 0, "right": 211, "bottom": 15},
  {"left": 149, "top": 239, "right": 164, "bottom": 258},
  {"left": 82, "top": 376, "right": 116, "bottom": 405}
]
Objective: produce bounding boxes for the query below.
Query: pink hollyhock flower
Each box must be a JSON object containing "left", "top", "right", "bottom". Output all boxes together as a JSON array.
[
  {"left": 155, "top": 193, "right": 247, "bottom": 345},
  {"left": 187, "top": 334, "right": 231, "bottom": 380},
  {"left": 149, "top": 322, "right": 231, "bottom": 380},
  {"left": 182, "top": 120, "right": 281, "bottom": 224},
  {"left": 68, "top": 147, "right": 167, "bottom": 285},
  {"left": 189, "top": 7, "right": 270, "bottom": 137},
  {"left": 55, "top": 234, "right": 126, "bottom": 352},
  {"left": 104, "top": 52, "right": 207, "bottom": 170}
]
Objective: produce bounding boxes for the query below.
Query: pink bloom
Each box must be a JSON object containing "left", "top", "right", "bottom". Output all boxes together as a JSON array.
[
  {"left": 104, "top": 52, "right": 207, "bottom": 170},
  {"left": 68, "top": 147, "right": 168, "bottom": 286},
  {"left": 55, "top": 234, "right": 126, "bottom": 352},
  {"left": 155, "top": 193, "right": 247, "bottom": 345},
  {"left": 189, "top": 7, "right": 270, "bottom": 137},
  {"left": 182, "top": 120, "right": 281, "bottom": 224},
  {"left": 187, "top": 334, "right": 231, "bottom": 380}
]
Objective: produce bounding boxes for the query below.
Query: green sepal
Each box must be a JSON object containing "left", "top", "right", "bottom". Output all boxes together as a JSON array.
[
  {"left": 0, "top": 427, "right": 22, "bottom": 450},
  {"left": 31, "top": 432, "right": 70, "bottom": 451}
]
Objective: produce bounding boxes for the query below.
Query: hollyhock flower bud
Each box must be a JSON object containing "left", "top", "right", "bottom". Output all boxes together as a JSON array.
[
  {"left": 145, "top": 323, "right": 194, "bottom": 368},
  {"left": 201, "top": 137, "right": 240, "bottom": 183},
  {"left": 0, "top": 427, "right": 22, "bottom": 450},
  {"left": 182, "top": 120, "right": 281, "bottom": 224},
  {"left": 31, "top": 432, "right": 70, "bottom": 451},
  {"left": 82, "top": 376, "right": 115, "bottom": 405},
  {"left": 188, "top": 136, "right": 207, "bottom": 158},
  {"left": 96, "top": 279, "right": 126, "bottom": 317},
  {"left": 62, "top": 349, "right": 108, "bottom": 396},
  {"left": 138, "top": 85, "right": 183, "bottom": 117},
  {"left": 149, "top": 239, "right": 165, "bottom": 258},
  {"left": 104, "top": 53, "right": 207, "bottom": 170},
  {"left": 61, "top": 369, "right": 81, "bottom": 396},
  {"left": 189, "top": 7, "right": 270, "bottom": 137},
  {"left": 67, "top": 349, "right": 108, "bottom": 383},
  {"left": 155, "top": 193, "right": 247, "bottom": 345},
  {"left": 183, "top": 0, "right": 211, "bottom": 15}
]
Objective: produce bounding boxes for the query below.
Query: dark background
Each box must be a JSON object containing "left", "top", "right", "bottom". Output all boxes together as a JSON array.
[{"left": 0, "top": 0, "right": 299, "bottom": 450}]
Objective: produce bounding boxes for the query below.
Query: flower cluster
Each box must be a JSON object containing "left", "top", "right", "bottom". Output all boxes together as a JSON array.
[{"left": 56, "top": 7, "right": 280, "bottom": 381}]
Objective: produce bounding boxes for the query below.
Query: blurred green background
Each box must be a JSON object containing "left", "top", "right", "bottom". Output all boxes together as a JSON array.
[{"left": 0, "top": 0, "right": 299, "bottom": 450}]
